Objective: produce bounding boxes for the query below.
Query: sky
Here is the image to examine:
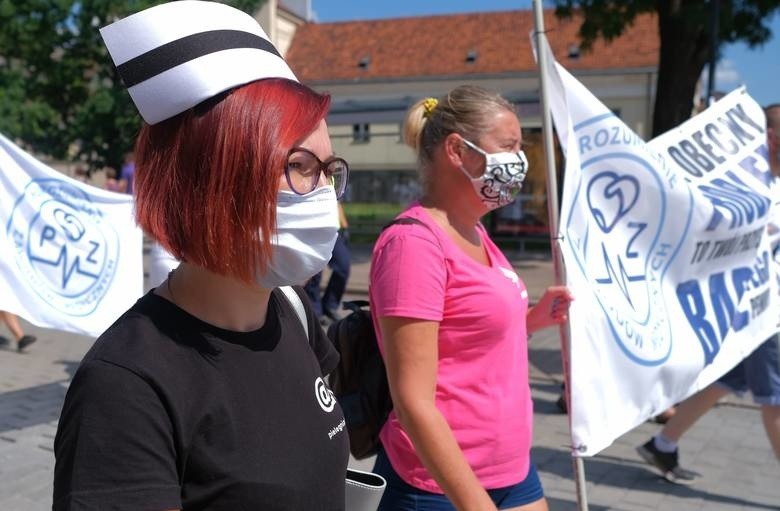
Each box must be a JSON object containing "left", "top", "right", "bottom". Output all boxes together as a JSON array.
[{"left": 310, "top": 0, "right": 780, "bottom": 108}]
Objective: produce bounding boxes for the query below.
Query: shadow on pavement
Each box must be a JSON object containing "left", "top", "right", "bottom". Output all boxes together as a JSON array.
[
  {"left": 55, "top": 359, "right": 80, "bottom": 379},
  {"left": 529, "top": 346, "right": 564, "bottom": 378},
  {"left": 0, "top": 359, "right": 80, "bottom": 434},
  {"left": 0, "top": 380, "right": 66, "bottom": 433},
  {"left": 531, "top": 381, "right": 568, "bottom": 416},
  {"left": 534, "top": 447, "right": 780, "bottom": 510}
]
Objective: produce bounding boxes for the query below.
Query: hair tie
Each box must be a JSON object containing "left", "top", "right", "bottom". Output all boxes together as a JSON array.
[{"left": 422, "top": 98, "right": 438, "bottom": 118}]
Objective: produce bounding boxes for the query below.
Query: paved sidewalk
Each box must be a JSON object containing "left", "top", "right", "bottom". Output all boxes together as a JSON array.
[{"left": 1, "top": 244, "right": 778, "bottom": 510}]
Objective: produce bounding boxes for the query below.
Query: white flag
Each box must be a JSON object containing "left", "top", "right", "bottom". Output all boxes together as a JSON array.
[
  {"left": 0, "top": 133, "right": 143, "bottom": 337},
  {"left": 539, "top": 38, "right": 778, "bottom": 455}
]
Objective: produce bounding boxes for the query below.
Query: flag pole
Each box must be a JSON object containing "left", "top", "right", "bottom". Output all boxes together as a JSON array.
[{"left": 531, "top": 1, "right": 589, "bottom": 509}]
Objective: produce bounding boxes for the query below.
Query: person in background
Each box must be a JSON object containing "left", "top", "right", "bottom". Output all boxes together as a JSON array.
[
  {"left": 0, "top": 310, "right": 36, "bottom": 352},
  {"left": 304, "top": 202, "right": 351, "bottom": 321},
  {"left": 370, "top": 86, "right": 572, "bottom": 511},
  {"left": 637, "top": 103, "right": 780, "bottom": 484},
  {"left": 118, "top": 151, "right": 135, "bottom": 195},
  {"left": 53, "top": 3, "right": 349, "bottom": 509},
  {"left": 105, "top": 138, "right": 175, "bottom": 290},
  {"left": 104, "top": 167, "right": 126, "bottom": 193},
  {"left": 72, "top": 165, "right": 91, "bottom": 183}
]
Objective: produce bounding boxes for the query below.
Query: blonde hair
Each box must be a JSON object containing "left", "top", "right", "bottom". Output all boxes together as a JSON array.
[{"left": 403, "top": 85, "right": 515, "bottom": 185}]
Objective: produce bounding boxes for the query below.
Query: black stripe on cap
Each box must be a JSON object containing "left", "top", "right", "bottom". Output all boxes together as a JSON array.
[{"left": 116, "top": 29, "right": 282, "bottom": 87}]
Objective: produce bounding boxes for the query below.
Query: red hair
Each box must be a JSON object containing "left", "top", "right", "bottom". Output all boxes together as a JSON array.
[{"left": 134, "top": 78, "right": 331, "bottom": 282}]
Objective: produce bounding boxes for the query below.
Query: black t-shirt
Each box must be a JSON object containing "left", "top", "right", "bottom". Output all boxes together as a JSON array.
[{"left": 53, "top": 287, "right": 349, "bottom": 511}]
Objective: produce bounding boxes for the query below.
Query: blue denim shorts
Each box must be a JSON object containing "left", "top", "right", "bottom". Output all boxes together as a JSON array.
[
  {"left": 716, "top": 335, "right": 780, "bottom": 406},
  {"left": 373, "top": 448, "right": 544, "bottom": 510}
]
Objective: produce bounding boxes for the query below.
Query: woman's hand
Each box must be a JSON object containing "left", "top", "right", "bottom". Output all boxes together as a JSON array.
[{"left": 526, "top": 286, "right": 573, "bottom": 334}]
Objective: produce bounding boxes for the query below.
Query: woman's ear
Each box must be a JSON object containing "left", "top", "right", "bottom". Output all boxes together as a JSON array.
[{"left": 443, "top": 133, "right": 465, "bottom": 168}]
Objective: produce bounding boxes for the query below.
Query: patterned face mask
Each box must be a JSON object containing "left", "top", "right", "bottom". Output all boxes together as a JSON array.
[{"left": 459, "top": 138, "right": 529, "bottom": 210}]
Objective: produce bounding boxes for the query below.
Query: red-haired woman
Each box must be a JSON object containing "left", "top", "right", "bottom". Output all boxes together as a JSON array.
[{"left": 53, "top": 4, "right": 350, "bottom": 510}]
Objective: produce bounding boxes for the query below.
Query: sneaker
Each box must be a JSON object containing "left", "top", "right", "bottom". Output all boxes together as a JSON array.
[
  {"left": 636, "top": 439, "right": 698, "bottom": 485},
  {"left": 17, "top": 335, "right": 37, "bottom": 352},
  {"left": 555, "top": 394, "right": 568, "bottom": 414}
]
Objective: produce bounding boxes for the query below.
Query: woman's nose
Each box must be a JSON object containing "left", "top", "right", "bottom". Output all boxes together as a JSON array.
[{"left": 317, "top": 171, "right": 330, "bottom": 188}]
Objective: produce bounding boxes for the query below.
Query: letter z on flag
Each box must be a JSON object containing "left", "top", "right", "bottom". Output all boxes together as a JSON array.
[
  {"left": 0, "top": 133, "right": 143, "bottom": 337},
  {"left": 538, "top": 38, "right": 778, "bottom": 456}
]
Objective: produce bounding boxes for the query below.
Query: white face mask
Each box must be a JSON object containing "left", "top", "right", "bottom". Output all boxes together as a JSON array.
[
  {"left": 459, "top": 138, "right": 529, "bottom": 210},
  {"left": 256, "top": 186, "right": 340, "bottom": 288}
]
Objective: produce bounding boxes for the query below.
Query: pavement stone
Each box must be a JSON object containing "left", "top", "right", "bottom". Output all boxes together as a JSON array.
[{"left": 1, "top": 243, "right": 778, "bottom": 510}]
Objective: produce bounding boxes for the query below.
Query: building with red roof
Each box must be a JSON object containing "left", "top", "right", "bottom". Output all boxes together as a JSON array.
[{"left": 263, "top": 2, "right": 661, "bottom": 237}]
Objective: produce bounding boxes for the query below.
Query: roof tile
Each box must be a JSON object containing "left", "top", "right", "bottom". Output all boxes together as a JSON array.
[{"left": 286, "top": 10, "right": 659, "bottom": 83}]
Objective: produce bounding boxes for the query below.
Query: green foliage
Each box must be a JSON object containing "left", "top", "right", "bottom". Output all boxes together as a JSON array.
[
  {"left": 554, "top": 0, "right": 779, "bottom": 50},
  {"left": 553, "top": 0, "right": 780, "bottom": 136},
  {"left": 0, "top": 0, "right": 266, "bottom": 171},
  {"left": 342, "top": 202, "right": 403, "bottom": 222},
  {"left": 341, "top": 202, "right": 403, "bottom": 244}
]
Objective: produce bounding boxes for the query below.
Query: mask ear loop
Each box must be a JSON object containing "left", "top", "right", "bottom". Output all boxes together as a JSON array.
[{"left": 459, "top": 137, "right": 487, "bottom": 180}]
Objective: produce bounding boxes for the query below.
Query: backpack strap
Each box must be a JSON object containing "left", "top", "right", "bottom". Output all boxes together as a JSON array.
[
  {"left": 383, "top": 216, "right": 443, "bottom": 252},
  {"left": 382, "top": 217, "right": 429, "bottom": 231},
  {"left": 282, "top": 218, "right": 429, "bottom": 342},
  {"left": 278, "top": 286, "right": 309, "bottom": 341}
]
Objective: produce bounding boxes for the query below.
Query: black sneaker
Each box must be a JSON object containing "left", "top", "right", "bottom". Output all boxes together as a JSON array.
[
  {"left": 17, "top": 335, "right": 37, "bottom": 352},
  {"left": 555, "top": 394, "right": 568, "bottom": 414},
  {"left": 636, "top": 439, "right": 698, "bottom": 485}
]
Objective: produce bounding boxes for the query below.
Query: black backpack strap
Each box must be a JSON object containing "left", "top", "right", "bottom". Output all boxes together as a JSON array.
[
  {"left": 382, "top": 216, "right": 443, "bottom": 254},
  {"left": 382, "top": 217, "right": 429, "bottom": 231}
]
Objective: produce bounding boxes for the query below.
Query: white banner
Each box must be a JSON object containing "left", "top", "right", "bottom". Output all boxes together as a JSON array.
[
  {"left": 540, "top": 40, "right": 779, "bottom": 455},
  {"left": 0, "top": 133, "right": 143, "bottom": 337}
]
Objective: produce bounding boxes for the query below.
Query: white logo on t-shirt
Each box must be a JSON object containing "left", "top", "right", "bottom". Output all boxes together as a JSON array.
[
  {"left": 315, "top": 377, "right": 336, "bottom": 412},
  {"left": 499, "top": 267, "right": 520, "bottom": 287},
  {"left": 328, "top": 419, "right": 346, "bottom": 440}
]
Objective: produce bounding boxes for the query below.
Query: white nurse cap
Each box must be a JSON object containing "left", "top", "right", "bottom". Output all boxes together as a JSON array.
[{"left": 100, "top": 0, "right": 298, "bottom": 125}]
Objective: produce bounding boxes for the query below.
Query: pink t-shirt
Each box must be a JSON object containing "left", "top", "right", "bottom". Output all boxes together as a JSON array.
[{"left": 369, "top": 204, "right": 532, "bottom": 493}]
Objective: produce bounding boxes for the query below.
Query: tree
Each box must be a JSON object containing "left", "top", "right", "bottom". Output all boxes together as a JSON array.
[
  {"left": 0, "top": 0, "right": 265, "bottom": 172},
  {"left": 554, "top": 0, "right": 780, "bottom": 137}
]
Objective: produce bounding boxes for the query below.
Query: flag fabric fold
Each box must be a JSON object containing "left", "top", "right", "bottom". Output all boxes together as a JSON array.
[
  {"left": 538, "top": 38, "right": 778, "bottom": 456},
  {"left": 0, "top": 133, "right": 143, "bottom": 338}
]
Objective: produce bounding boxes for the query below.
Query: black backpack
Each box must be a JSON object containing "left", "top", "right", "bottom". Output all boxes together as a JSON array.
[
  {"left": 327, "top": 300, "right": 390, "bottom": 459},
  {"left": 327, "top": 217, "right": 429, "bottom": 459}
]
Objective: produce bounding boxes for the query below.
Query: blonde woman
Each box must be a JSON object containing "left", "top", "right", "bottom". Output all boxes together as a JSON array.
[{"left": 370, "top": 86, "right": 572, "bottom": 511}]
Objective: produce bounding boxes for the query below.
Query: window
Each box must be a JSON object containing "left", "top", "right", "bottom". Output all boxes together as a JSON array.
[{"left": 352, "top": 123, "right": 370, "bottom": 143}]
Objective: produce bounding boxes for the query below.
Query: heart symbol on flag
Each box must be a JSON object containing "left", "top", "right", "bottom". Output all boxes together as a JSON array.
[{"left": 586, "top": 171, "right": 640, "bottom": 233}]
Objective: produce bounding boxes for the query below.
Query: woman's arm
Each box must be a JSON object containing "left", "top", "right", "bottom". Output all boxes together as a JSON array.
[
  {"left": 379, "top": 316, "right": 497, "bottom": 511},
  {"left": 526, "top": 285, "right": 573, "bottom": 335},
  {"left": 54, "top": 360, "right": 182, "bottom": 510}
]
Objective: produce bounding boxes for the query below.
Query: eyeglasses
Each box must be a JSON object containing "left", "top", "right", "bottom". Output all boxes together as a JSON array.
[{"left": 285, "top": 147, "right": 349, "bottom": 199}]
